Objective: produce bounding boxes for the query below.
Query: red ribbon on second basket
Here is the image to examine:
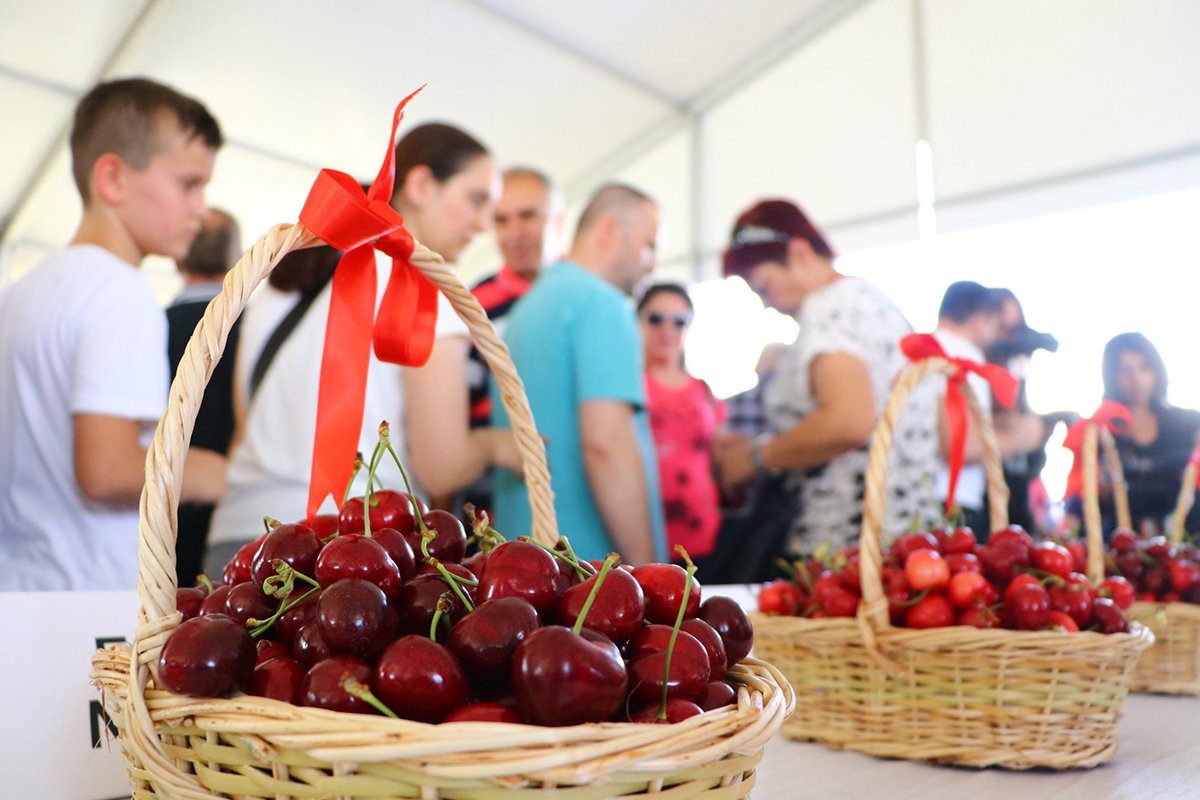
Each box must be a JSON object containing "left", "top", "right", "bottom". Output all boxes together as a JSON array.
[
  {"left": 1060, "top": 401, "right": 1132, "bottom": 501},
  {"left": 297, "top": 87, "right": 438, "bottom": 522},
  {"left": 901, "top": 333, "right": 1019, "bottom": 518}
]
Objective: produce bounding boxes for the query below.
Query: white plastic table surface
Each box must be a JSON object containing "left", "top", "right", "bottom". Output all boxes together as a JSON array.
[{"left": 707, "top": 585, "right": 1200, "bottom": 800}]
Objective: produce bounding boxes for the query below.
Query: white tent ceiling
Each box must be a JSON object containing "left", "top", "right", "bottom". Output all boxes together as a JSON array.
[{"left": 3, "top": 0, "right": 1200, "bottom": 300}]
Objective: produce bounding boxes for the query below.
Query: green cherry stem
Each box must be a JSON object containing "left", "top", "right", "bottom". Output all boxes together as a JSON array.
[
  {"left": 429, "top": 593, "right": 454, "bottom": 640},
  {"left": 379, "top": 424, "right": 430, "bottom": 538},
  {"left": 360, "top": 437, "right": 391, "bottom": 539},
  {"left": 248, "top": 584, "right": 319, "bottom": 639},
  {"left": 659, "top": 546, "right": 697, "bottom": 720},
  {"left": 573, "top": 554, "right": 618, "bottom": 636},
  {"left": 196, "top": 574, "right": 214, "bottom": 594},
  {"left": 426, "top": 553, "right": 476, "bottom": 611},
  {"left": 520, "top": 536, "right": 590, "bottom": 580},
  {"left": 341, "top": 677, "right": 399, "bottom": 719},
  {"left": 342, "top": 452, "right": 367, "bottom": 507}
]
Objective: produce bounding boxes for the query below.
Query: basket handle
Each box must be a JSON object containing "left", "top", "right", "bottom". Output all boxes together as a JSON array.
[
  {"left": 858, "top": 357, "right": 1009, "bottom": 631},
  {"left": 1081, "top": 423, "right": 1135, "bottom": 582},
  {"left": 1169, "top": 451, "right": 1198, "bottom": 545},
  {"left": 133, "top": 223, "right": 557, "bottom": 637}
]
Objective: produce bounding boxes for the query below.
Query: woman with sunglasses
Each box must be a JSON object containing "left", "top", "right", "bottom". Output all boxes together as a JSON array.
[{"left": 638, "top": 283, "right": 725, "bottom": 562}]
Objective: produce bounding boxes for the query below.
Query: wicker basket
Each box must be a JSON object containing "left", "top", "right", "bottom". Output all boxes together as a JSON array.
[
  {"left": 90, "top": 221, "right": 794, "bottom": 799},
  {"left": 1085, "top": 425, "right": 1200, "bottom": 696},
  {"left": 752, "top": 357, "right": 1153, "bottom": 769}
]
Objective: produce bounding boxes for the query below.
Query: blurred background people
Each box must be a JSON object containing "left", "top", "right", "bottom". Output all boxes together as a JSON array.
[
  {"left": 206, "top": 123, "right": 518, "bottom": 574},
  {"left": 1066, "top": 333, "right": 1200, "bottom": 537},
  {"left": 491, "top": 183, "right": 666, "bottom": 564},
  {"left": 461, "top": 166, "right": 564, "bottom": 514},
  {"left": 167, "top": 207, "right": 241, "bottom": 585},
  {"left": 638, "top": 283, "right": 724, "bottom": 564},
  {"left": 714, "top": 199, "right": 939, "bottom": 566}
]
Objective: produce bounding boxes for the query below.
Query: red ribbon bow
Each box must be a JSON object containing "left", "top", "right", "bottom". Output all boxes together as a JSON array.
[
  {"left": 1061, "top": 400, "right": 1131, "bottom": 500},
  {"left": 900, "top": 333, "right": 1019, "bottom": 517},
  {"left": 297, "top": 87, "right": 439, "bottom": 522}
]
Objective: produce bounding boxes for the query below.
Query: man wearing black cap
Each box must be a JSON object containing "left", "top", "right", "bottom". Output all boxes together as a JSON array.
[{"left": 934, "top": 281, "right": 1047, "bottom": 536}]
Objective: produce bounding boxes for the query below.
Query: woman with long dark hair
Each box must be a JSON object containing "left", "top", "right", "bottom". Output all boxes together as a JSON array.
[{"left": 205, "top": 123, "right": 515, "bottom": 573}]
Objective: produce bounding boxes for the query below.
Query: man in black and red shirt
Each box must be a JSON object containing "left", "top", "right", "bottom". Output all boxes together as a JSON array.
[{"left": 465, "top": 167, "right": 563, "bottom": 513}]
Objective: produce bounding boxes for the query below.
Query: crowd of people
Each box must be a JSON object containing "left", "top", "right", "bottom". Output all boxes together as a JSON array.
[{"left": 2, "top": 76, "right": 1197, "bottom": 592}]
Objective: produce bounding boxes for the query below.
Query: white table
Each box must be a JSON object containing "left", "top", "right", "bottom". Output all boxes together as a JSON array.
[{"left": 705, "top": 585, "right": 1200, "bottom": 800}]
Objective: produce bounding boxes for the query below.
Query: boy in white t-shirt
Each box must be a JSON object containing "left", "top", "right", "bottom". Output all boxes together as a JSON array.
[{"left": 0, "top": 78, "right": 228, "bottom": 590}]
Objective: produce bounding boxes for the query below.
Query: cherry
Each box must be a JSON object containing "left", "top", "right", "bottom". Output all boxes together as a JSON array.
[
  {"left": 1031, "top": 541, "right": 1074, "bottom": 581},
  {"left": 275, "top": 591, "right": 318, "bottom": 646},
  {"left": 462, "top": 549, "right": 489, "bottom": 579},
  {"left": 198, "top": 584, "right": 233, "bottom": 616},
  {"left": 444, "top": 702, "right": 523, "bottom": 723},
  {"left": 447, "top": 596, "right": 541, "bottom": 697},
  {"left": 372, "top": 636, "right": 470, "bottom": 723},
  {"left": 1114, "top": 550, "right": 1144, "bottom": 581},
  {"left": 477, "top": 541, "right": 560, "bottom": 616},
  {"left": 947, "top": 571, "right": 991, "bottom": 609},
  {"left": 256, "top": 639, "right": 291, "bottom": 665},
  {"left": 1091, "top": 597, "right": 1130, "bottom": 634},
  {"left": 889, "top": 531, "right": 938, "bottom": 564},
  {"left": 904, "top": 594, "right": 955, "bottom": 629},
  {"left": 939, "top": 527, "right": 977, "bottom": 554},
  {"left": 679, "top": 618, "right": 728, "bottom": 679},
  {"left": 625, "top": 627, "right": 710, "bottom": 704},
  {"left": 1004, "top": 573, "right": 1044, "bottom": 604},
  {"left": 373, "top": 527, "right": 417, "bottom": 580},
  {"left": 250, "top": 523, "right": 322, "bottom": 590},
  {"left": 301, "top": 655, "right": 373, "bottom": 714},
  {"left": 293, "top": 618, "right": 333, "bottom": 668},
  {"left": 1169, "top": 559, "right": 1200, "bottom": 593},
  {"left": 309, "top": 513, "right": 341, "bottom": 539},
  {"left": 944, "top": 552, "right": 981, "bottom": 575},
  {"left": 695, "top": 680, "right": 737, "bottom": 711},
  {"left": 1049, "top": 583, "right": 1094, "bottom": 629},
  {"left": 980, "top": 540, "right": 1031, "bottom": 586},
  {"left": 339, "top": 489, "right": 423, "bottom": 536},
  {"left": 811, "top": 573, "right": 860, "bottom": 618},
  {"left": 249, "top": 656, "right": 305, "bottom": 704},
  {"left": 158, "top": 614, "right": 256, "bottom": 698},
  {"left": 223, "top": 535, "right": 266, "bottom": 585},
  {"left": 633, "top": 563, "right": 702, "bottom": 624},
  {"left": 697, "top": 596, "right": 754, "bottom": 664},
  {"left": 224, "top": 581, "right": 277, "bottom": 628},
  {"left": 1110, "top": 528, "right": 1138, "bottom": 554},
  {"left": 989, "top": 525, "right": 1034, "bottom": 555},
  {"left": 1140, "top": 566, "right": 1168, "bottom": 597},
  {"left": 413, "top": 510, "right": 468, "bottom": 564},
  {"left": 556, "top": 567, "right": 646, "bottom": 646},
  {"left": 1098, "top": 576, "right": 1135, "bottom": 610},
  {"left": 512, "top": 626, "right": 628, "bottom": 726},
  {"left": 394, "top": 573, "right": 471, "bottom": 640},
  {"left": 1047, "top": 610, "right": 1080, "bottom": 633},
  {"left": 314, "top": 534, "right": 402, "bottom": 599},
  {"left": 957, "top": 602, "right": 1000, "bottom": 628},
  {"left": 630, "top": 698, "right": 703, "bottom": 723},
  {"left": 315, "top": 579, "right": 398, "bottom": 660},
  {"left": 758, "top": 578, "right": 805, "bottom": 616},
  {"left": 905, "top": 549, "right": 950, "bottom": 591},
  {"left": 176, "top": 586, "right": 206, "bottom": 621},
  {"left": 1003, "top": 583, "right": 1051, "bottom": 630}
]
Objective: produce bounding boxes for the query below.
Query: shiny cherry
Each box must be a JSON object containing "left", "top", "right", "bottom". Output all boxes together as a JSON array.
[
  {"left": 695, "top": 680, "right": 737, "bottom": 711},
  {"left": 176, "top": 586, "right": 206, "bottom": 621},
  {"left": 300, "top": 655, "right": 373, "bottom": 714},
  {"left": 293, "top": 618, "right": 333, "bottom": 669},
  {"left": 697, "top": 596, "right": 754, "bottom": 664},
  {"left": 444, "top": 702, "right": 522, "bottom": 723},
  {"left": 556, "top": 567, "right": 646, "bottom": 646},
  {"left": 198, "top": 583, "right": 233, "bottom": 616},
  {"left": 316, "top": 579, "right": 398, "bottom": 660},
  {"left": 339, "top": 489, "right": 424, "bottom": 536},
  {"left": 512, "top": 626, "right": 628, "bottom": 726},
  {"left": 223, "top": 535, "right": 266, "bottom": 585},
  {"left": 680, "top": 618, "right": 728, "bottom": 678},
  {"left": 632, "top": 563, "right": 701, "bottom": 624},
  {"left": 314, "top": 534, "right": 402, "bottom": 599},
  {"left": 372, "top": 636, "right": 470, "bottom": 723},
  {"left": 249, "top": 656, "right": 305, "bottom": 704},
  {"left": 477, "top": 541, "right": 560, "bottom": 616},
  {"left": 373, "top": 527, "right": 417, "bottom": 580},
  {"left": 630, "top": 698, "right": 704, "bottom": 723},
  {"left": 394, "top": 573, "right": 471, "bottom": 640},
  {"left": 447, "top": 596, "right": 541, "bottom": 697},
  {"left": 224, "top": 581, "right": 277, "bottom": 628},
  {"left": 158, "top": 614, "right": 256, "bottom": 698},
  {"left": 250, "top": 523, "right": 322, "bottom": 589}
]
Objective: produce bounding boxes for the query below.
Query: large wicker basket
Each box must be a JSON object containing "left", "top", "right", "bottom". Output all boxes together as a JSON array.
[
  {"left": 90, "top": 221, "right": 794, "bottom": 799},
  {"left": 1085, "top": 425, "right": 1200, "bottom": 696},
  {"left": 752, "top": 357, "right": 1153, "bottom": 769}
]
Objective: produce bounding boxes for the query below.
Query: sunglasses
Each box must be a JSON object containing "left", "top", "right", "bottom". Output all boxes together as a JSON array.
[{"left": 645, "top": 312, "right": 691, "bottom": 328}]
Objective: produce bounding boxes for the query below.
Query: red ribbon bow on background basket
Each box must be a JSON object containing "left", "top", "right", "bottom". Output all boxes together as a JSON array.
[
  {"left": 1060, "top": 401, "right": 1132, "bottom": 500},
  {"left": 900, "top": 333, "right": 1019, "bottom": 518},
  {"left": 296, "top": 87, "right": 438, "bottom": 522}
]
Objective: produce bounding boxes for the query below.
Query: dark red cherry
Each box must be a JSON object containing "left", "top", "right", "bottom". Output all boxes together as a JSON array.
[
  {"left": 158, "top": 614, "right": 255, "bottom": 698},
  {"left": 477, "top": 541, "right": 561, "bottom": 616},
  {"left": 447, "top": 596, "right": 541, "bottom": 697},
  {"left": 308, "top": 513, "right": 340, "bottom": 539},
  {"left": 275, "top": 591, "right": 318, "bottom": 646},
  {"left": 249, "top": 656, "right": 305, "bottom": 704},
  {"left": 373, "top": 527, "right": 417, "bottom": 580},
  {"left": 223, "top": 535, "right": 266, "bottom": 586},
  {"left": 339, "top": 490, "right": 424, "bottom": 536},
  {"left": 632, "top": 563, "right": 701, "bottom": 624},
  {"left": 556, "top": 567, "right": 645, "bottom": 646},
  {"left": 512, "top": 626, "right": 627, "bottom": 726},
  {"left": 394, "top": 573, "right": 470, "bottom": 640},
  {"left": 314, "top": 534, "right": 402, "bottom": 599},
  {"left": 625, "top": 627, "right": 710, "bottom": 704},
  {"left": 224, "top": 581, "right": 277, "bottom": 628},
  {"left": 695, "top": 680, "right": 738, "bottom": 711},
  {"left": 316, "top": 579, "right": 398, "bottom": 660},
  {"left": 680, "top": 618, "right": 728, "bottom": 679},
  {"left": 293, "top": 618, "right": 332, "bottom": 669},
  {"left": 697, "top": 597, "right": 754, "bottom": 665},
  {"left": 251, "top": 523, "right": 322, "bottom": 590},
  {"left": 198, "top": 583, "right": 233, "bottom": 617},
  {"left": 629, "top": 698, "right": 704, "bottom": 723},
  {"left": 372, "top": 636, "right": 470, "bottom": 723},
  {"left": 411, "top": 510, "right": 468, "bottom": 564},
  {"left": 444, "top": 702, "right": 522, "bottom": 723},
  {"left": 300, "top": 655, "right": 373, "bottom": 714},
  {"left": 176, "top": 586, "right": 206, "bottom": 622},
  {"left": 255, "top": 639, "right": 291, "bottom": 665}
]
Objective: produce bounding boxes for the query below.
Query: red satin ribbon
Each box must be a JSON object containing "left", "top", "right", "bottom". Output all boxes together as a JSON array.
[
  {"left": 1189, "top": 448, "right": 1200, "bottom": 490},
  {"left": 1061, "top": 401, "right": 1131, "bottom": 500},
  {"left": 297, "top": 87, "right": 439, "bottom": 522},
  {"left": 901, "top": 333, "right": 1019, "bottom": 518}
]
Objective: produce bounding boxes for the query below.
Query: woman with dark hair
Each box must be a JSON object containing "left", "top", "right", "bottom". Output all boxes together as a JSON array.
[
  {"left": 712, "top": 199, "right": 940, "bottom": 564},
  {"left": 205, "top": 123, "right": 513, "bottom": 573},
  {"left": 637, "top": 283, "right": 723, "bottom": 561},
  {"left": 1088, "top": 332, "right": 1200, "bottom": 535}
]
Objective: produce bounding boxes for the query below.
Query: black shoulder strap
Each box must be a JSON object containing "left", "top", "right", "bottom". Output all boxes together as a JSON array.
[{"left": 248, "top": 290, "right": 321, "bottom": 402}]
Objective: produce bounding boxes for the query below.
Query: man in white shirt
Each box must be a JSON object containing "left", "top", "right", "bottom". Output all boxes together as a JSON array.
[{"left": 933, "top": 281, "right": 1046, "bottom": 538}]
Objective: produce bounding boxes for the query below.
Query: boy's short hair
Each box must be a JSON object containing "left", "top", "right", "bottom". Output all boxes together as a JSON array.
[{"left": 70, "top": 77, "right": 222, "bottom": 203}]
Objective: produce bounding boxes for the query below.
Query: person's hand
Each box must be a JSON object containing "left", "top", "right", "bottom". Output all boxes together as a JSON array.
[
  {"left": 713, "top": 432, "right": 756, "bottom": 489},
  {"left": 476, "top": 428, "right": 524, "bottom": 477}
]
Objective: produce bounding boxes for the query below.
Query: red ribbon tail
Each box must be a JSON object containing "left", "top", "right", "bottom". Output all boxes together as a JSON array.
[
  {"left": 306, "top": 248, "right": 377, "bottom": 522},
  {"left": 945, "top": 384, "right": 968, "bottom": 519}
]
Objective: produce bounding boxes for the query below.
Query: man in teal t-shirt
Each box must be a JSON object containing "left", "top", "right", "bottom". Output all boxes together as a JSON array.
[{"left": 491, "top": 184, "right": 667, "bottom": 564}]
